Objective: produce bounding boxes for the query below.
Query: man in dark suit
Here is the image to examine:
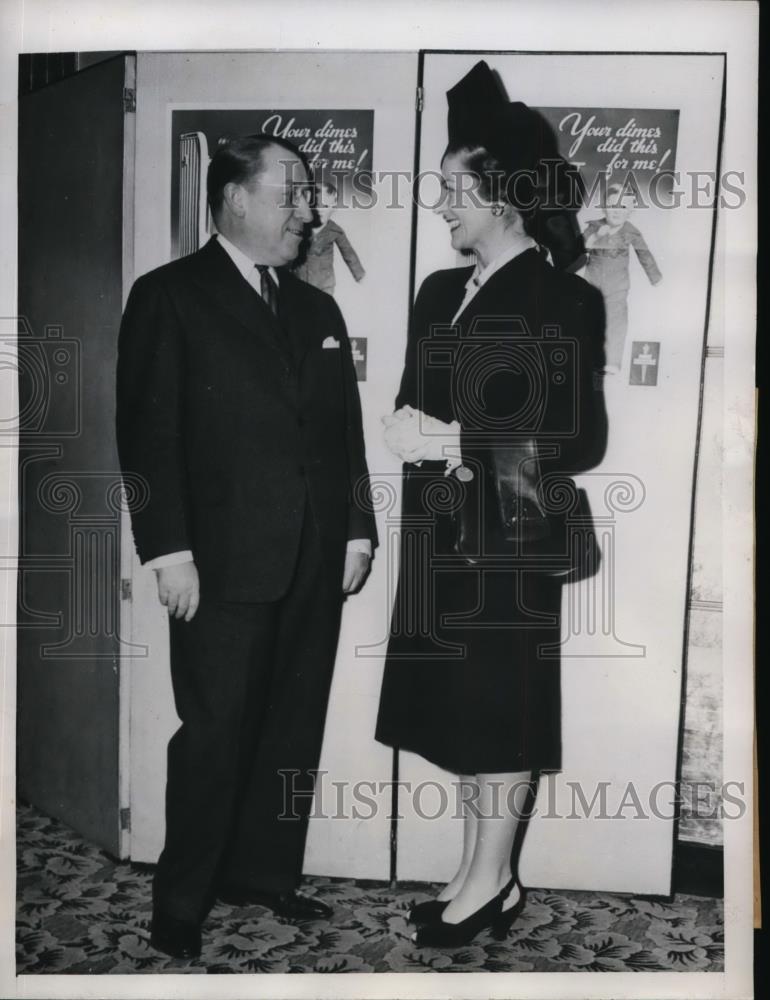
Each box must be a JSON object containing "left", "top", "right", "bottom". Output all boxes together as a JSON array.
[{"left": 116, "top": 134, "right": 376, "bottom": 959}]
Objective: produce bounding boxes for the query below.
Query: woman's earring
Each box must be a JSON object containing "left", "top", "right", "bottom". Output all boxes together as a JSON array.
[{"left": 491, "top": 203, "right": 505, "bottom": 217}]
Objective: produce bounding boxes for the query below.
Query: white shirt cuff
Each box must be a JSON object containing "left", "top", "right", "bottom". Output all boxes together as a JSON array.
[
  {"left": 347, "top": 539, "right": 372, "bottom": 557},
  {"left": 146, "top": 550, "right": 194, "bottom": 570}
]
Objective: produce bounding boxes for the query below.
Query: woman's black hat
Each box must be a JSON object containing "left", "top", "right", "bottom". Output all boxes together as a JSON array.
[{"left": 446, "top": 60, "right": 586, "bottom": 270}]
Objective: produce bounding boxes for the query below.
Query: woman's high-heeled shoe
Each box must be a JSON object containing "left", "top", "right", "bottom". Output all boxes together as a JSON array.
[
  {"left": 408, "top": 899, "right": 449, "bottom": 924},
  {"left": 491, "top": 883, "right": 527, "bottom": 940},
  {"left": 412, "top": 877, "right": 525, "bottom": 948}
]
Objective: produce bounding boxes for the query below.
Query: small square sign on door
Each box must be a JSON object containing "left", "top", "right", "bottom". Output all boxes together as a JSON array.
[{"left": 629, "top": 341, "right": 660, "bottom": 386}]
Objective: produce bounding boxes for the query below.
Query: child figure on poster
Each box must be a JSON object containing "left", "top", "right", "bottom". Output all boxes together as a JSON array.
[
  {"left": 582, "top": 183, "right": 663, "bottom": 373},
  {"left": 293, "top": 181, "right": 365, "bottom": 296}
]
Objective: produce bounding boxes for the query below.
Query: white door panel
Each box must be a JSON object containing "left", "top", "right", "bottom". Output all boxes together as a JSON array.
[
  {"left": 126, "top": 51, "right": 418, "bottom": 878},
  {"left": 397, "top": 52, "right": 724, "bottom": 894}
]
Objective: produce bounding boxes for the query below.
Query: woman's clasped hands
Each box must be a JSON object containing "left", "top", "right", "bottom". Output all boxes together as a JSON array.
[{"left": 382, "top": 405, "right": 462, "bottom": 472}]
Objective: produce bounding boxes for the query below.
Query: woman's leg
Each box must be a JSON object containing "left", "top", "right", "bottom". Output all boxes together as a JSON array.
[
  {"left": 437, "top": 770, "right": 532, "bottom": 924},
  {"left": 436, "top": 775, "right": 479, "bottom": 901}
]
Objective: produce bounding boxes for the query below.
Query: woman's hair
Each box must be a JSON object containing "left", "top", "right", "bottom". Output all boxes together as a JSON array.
[
  {"left": 207, "top": 133, "right": 308, "bottom": 219},
  {"left": 442, "top": 140, "right": 541, "bottom": 238},
  {"left": 443, "top": 141, "right": 506, "bottom": 203},
  {"left": 442, "top": 140, "right": 584, "bottom": 252}
]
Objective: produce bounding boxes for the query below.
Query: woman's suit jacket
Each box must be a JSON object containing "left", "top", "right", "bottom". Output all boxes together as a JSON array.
[
  {"left": 396, "top": 246, "right": 607, "bottom": 533},
  {"left": 375, "top": 247, "right": 607, "bottom": 774},
  {"left": 116, "top": 236, "right": 376, "bottom": 602}
]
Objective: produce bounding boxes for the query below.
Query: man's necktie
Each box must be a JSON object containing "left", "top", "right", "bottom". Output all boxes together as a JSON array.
[{"left": 256, "top": 264, "right": 279, "bottom": 318}]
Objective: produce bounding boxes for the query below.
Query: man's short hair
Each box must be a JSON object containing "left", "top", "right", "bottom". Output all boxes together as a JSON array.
[{"left": 207, "top": 133, "right": 307, "bottom": 219}]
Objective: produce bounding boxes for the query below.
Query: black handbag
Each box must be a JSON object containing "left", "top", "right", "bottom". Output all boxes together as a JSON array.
[{"left": 451, "top": 439, "right": 600, "bottom": 581}]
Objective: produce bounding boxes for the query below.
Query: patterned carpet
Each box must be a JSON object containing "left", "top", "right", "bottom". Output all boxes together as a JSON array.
[{"left": 16, "top": 803, "right": 724, "bottom": 974}]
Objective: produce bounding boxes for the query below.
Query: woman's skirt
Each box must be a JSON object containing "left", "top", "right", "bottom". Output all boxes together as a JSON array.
[{"left": 375, "top": 470, "right": 564, "bottom": 775}]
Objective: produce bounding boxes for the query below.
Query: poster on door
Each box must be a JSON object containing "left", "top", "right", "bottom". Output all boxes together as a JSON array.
[
  {"left": 528, "top": 107, "right": 680, "bottom": 378},
  {"left": 170, "top": 109, "right": 373, "bottom": 309}
]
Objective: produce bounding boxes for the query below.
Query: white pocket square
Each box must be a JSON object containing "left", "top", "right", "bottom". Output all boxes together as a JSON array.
[{"left": 322, "top": 336, "right": 340, "bottom": 349}]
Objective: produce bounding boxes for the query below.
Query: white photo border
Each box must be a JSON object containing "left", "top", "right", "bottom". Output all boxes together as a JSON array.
[{"left": 0, "top": 2, "right": 756, "bottom": 999}]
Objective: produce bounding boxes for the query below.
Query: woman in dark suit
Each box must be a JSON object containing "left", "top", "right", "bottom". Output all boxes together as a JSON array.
[{"left": 375, "top": 63, "right": 606, "bottom": 948}]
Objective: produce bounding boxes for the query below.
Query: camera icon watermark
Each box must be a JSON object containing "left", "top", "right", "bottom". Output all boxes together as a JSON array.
[
  {"left": 1, "top": 316, "right": 81, "bottom": 438},
  {"left": 418, "top": 314, "right": 580, "bottom": 438},
  {"left": 6, "top": 315, "right": 146, "bottom": 658}
]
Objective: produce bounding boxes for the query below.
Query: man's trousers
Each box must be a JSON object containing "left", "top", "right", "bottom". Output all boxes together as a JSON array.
[{"left": 152, "top": 514, "right": 344, "bottom": 923}]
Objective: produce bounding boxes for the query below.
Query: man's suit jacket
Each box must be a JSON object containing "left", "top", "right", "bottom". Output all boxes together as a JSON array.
[{"left": 116, "top": 237, "right": 376, "bottom": 602}]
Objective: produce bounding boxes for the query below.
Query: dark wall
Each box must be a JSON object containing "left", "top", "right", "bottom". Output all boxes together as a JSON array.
[
  {"left": 19, "top": 52, "right": 124, "bottom": 97},
  {"left": 17, "top": 54, "right": 128, "bottom": 855}
]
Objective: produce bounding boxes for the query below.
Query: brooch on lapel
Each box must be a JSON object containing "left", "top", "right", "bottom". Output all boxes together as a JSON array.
[{"left": 322, "top": 336, "right": 340, "bottom": 349}]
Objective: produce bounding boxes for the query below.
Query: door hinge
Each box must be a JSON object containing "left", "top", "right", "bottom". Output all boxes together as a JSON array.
[
  {"left": 416, "top": 86, "right": 424, "bottom": 113},
  {"left": 120, "top": 807, "right": 131, "bottom": 831},
  {"left": 121, "top": 578, "right": 132, "bottom": 601},
  {"left": 123, "top": 87, "right": 136, "bottom": 114}
]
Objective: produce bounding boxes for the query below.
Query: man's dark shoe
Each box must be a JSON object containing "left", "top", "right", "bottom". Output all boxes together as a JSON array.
[
  {"left": 150, "top": 909, "right": 202, "bottom": 959},
  {"left": 219, "top": 887, "right": 333, "bottom": 920}
]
